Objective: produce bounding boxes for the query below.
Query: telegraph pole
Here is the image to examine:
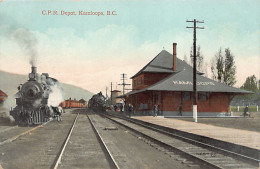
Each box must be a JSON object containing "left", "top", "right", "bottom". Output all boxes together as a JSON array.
[
  {"left": 118, "top": 73, "right": 130, "bottom": 95},
  {"left": 186, "top": 19, "right": 204, "bottom": 123}
]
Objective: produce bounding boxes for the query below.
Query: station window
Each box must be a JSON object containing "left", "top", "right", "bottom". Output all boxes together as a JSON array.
[
  {"left": 200, "top": 92, "right": 207, "bottom": 101},
  {"left": 133, "top": 80, "right": 136, "bottom": 88},
  {"left": 139, "top": 77, "right": 143, "bottom": 84},
  {"left": 183, "top": 92, "right": 190, "bottom": 100},
  {"left": 158, "top": 92, "right": 161, "bottom": 104}
]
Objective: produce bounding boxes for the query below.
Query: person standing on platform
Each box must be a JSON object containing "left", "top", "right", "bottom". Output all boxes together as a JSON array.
[
  {"left": 128, "top": 104, "right": 133, "bottom": 117},
  {"left": 120, "top": 99, "right": 125, "bottom": 112},
  {"left": 114, "top": 105, "right": 117, "bottom": 112},
  {"left": 243, "top": 105, "right": 249, "bottom": 117},
  {"left": 153, "top": 104, "right": 158, "bottom": 117},
  {"left": 178, "top": 104, "right": 182, "bottom": 116}
]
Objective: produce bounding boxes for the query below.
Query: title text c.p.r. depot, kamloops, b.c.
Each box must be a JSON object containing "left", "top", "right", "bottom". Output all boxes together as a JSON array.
[{"left": 42, "top": 10, "right": 117, "bottom": 16}]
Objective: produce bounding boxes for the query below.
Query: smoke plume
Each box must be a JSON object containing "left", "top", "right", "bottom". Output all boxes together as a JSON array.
[
  {"left": 12, "top": 28, "right": 38, "bottom": 67},
  {"left": 48, "top": 82, "right": 64, "bottom": 107},
  {"left": 0, "top": 16, "right": 38, "bottom": 67}
]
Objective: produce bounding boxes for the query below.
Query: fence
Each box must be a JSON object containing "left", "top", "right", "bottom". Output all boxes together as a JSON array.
[{"left": 230, "top": 105, "right": 259, "bottom": 112}]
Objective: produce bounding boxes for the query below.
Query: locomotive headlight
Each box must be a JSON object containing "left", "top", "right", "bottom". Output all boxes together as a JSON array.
[
  {"left": 25, "top": 85, "right": 40, "bottom": 99},
  {"left": 28, "top": 89, "right": 36, "bottom": 96},
  {"left": 29, "top": 73, "right": 35, "bottom": 79}
]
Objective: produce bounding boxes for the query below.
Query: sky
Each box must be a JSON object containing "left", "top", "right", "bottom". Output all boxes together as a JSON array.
[{"left": 0, "top": 0, "right": 259, "bottom": 96}]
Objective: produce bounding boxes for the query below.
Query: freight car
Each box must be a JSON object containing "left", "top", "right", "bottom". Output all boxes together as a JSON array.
[
  {"left": 88, "top": 92, "right": 106, "bottom": 112},
  {"left": 60, "top": 99, "right": 87, "bottom": 108},
  {"left": 10, "top": 66, "right": 63, "bottom": 125}
]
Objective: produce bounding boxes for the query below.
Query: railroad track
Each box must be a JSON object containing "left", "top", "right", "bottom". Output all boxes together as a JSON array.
[
  {"left": 103, "top": 113, "right": 260, "bottom": 169},
  {"left": 0, "top": 111, "right": 80, "bottom": 169},
  {"left": 52, "top": 113, "right": 79, "bottom": 169},
  {"left": 52, "top": 112, "right": 117, "bottom": 169},
  {"left": 87, "top": 114, "right": 120, "bottom": 169},
  {"left": 1, "top": 110, "right": 118, "bottom": 169}
]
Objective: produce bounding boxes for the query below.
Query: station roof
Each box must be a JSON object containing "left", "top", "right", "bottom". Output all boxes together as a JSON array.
[
  {"left": 122, "top": 70, "right": 252, "bottom": 97},
  {"left": 131, "top": 50, "right": 202, "bottom": 78},
  {"left": 0, "top": 90, "right": 8, "bottom": 97}
]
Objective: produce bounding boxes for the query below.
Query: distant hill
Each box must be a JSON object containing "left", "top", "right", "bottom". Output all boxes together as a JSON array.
[{"left": 0, "top": 70, "right": 94, "bottom": 109}]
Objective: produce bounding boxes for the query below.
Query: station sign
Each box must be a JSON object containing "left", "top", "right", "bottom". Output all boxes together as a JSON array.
[{"left": 173, "top": 81, "right": 215, "bottom": 86}]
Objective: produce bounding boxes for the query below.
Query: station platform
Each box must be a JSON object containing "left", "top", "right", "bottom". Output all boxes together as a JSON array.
[{"left": 132, "top": 116, "right": 260, "bottom": 150}]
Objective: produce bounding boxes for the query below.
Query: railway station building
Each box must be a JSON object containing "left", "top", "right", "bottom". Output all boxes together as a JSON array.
[{"left": 122, "top": 43, "right": 251, "bottom": 117}]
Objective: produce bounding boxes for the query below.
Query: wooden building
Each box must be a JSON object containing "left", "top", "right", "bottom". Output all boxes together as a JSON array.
[
  {"left": 122, "top": 43, "right": 251, "bottom": 116},
  {"left": 0, "top": 90, "right": 8, "bottom": 105},
  {"left": 111, "top": 90, "right": 123, "bottom": 105},
  {"left": 79, "top": 99, "right": 87, "bottom": 106}
]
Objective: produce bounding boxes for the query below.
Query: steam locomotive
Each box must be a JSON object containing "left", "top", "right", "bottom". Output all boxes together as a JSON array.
[
  {"left": 10, "top": 66, "right": 63, "bottom": 125},
  {"left": 88, "top": 92, "right": 106, "bottom": 112}
]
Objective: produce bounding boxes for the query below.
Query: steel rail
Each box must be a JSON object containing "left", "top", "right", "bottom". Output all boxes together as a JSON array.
[
  {"left": 104, "top": 113, "right": 260, "bottom": 169},
  {"left": 108, "top": 113, "right": 260, "bottom": 162},
  {"left": 102, "top": 113, "right": 219, "bottom": 169},
  {"left": 52, "top": 113, "right": 79, "bottom": 169},
  {"left": 87, "top": 115, "right": 120, "bottom": 169}
]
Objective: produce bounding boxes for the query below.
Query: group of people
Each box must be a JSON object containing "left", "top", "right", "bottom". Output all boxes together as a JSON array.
[
  {"left": 114, "top": 102, "right": 134, "bottom": 117},
  {"left": 114, "top": 100, "right": 251, "bottom": 117},
  {"left": 153, "top": 104, "right": 182, "bottom": 117}
]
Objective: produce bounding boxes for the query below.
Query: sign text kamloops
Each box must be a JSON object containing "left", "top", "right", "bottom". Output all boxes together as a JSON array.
[{"left": 173, "top": 81, "right": 215, "bottom": 86}]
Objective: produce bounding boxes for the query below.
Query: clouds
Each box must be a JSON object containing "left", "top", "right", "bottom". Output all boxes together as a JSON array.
[
  {"left": 0, "top": 24, "right": 159, "bottom": 94},
  {"left": 0, "top": 22, "right": 259, "bottom": 94}
]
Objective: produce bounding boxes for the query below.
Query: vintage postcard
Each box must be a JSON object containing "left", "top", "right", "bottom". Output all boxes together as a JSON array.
[{"left": 0, "top": 0, "right": 259, "bottom": 168}]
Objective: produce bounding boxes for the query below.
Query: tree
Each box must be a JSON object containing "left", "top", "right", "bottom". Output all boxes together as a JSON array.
[
  {"left": 232, "top": 75, "right": 260, "bottom": 105},
  {"left": 216, "top": 48, "right": 224, "bottom": 82},
  {"left": 223, "top": 48, "right": 236, "bottom": 86},
  {"left": 241, "top": 75, "right": 258, "bottom": 92},
  {"left": 211, "top": 48, "right": 224, "bottom": 82},
  {"left": 196, "top": 46, "right": 204, "bottom": 72},
  {"left": 204, "top": 61, "right": 209, "bottom": 78},
  {"left": 211, "top": 48, "right": 236, "bottom": 86},
  {"left": 189, "top": 46, "right": 193, "bottom": 66},
  {"left": 258, "top": 79, "right": 260, "bottom": 91},
  {"left": 210, "top": 57, "right": 217, "bottom": 81},
  {"left": 190, "top": 45, "right": 204, "bottom": 72}
]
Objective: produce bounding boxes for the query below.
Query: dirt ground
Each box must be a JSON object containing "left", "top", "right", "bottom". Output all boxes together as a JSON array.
[{"left": 179, "top": 112, "right": 260, "bottom": 132}]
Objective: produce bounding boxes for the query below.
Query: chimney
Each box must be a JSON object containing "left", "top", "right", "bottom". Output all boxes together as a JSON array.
[
  {"left": 173, "top": 43, "right": 177, "bottom": 71},
  {"left": 31, "top": 66, "right": 37, "bottom": 74}
]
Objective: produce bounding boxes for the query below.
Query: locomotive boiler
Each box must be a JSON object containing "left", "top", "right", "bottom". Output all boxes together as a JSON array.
[
  {"left": 88, "top": 92, "right": 106, "bottom": 112},
  {"left": 10, "top": 66, "right": 63, "bottom": 125}
]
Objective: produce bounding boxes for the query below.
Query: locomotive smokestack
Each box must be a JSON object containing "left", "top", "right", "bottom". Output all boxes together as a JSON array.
[{"left": 31, "top": 66, "right": 37, "bottom": 74}]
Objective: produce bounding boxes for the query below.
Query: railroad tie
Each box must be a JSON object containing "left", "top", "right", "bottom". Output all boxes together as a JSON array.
[
  {"left": 182, "top": 160, "right": 194, "bottom": 164},
  {"left": 188, "top": 164, "right": 200, "bottom": 167},
  {"left": 176, "top": 158, "right": 186, "bottom": 161}
]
